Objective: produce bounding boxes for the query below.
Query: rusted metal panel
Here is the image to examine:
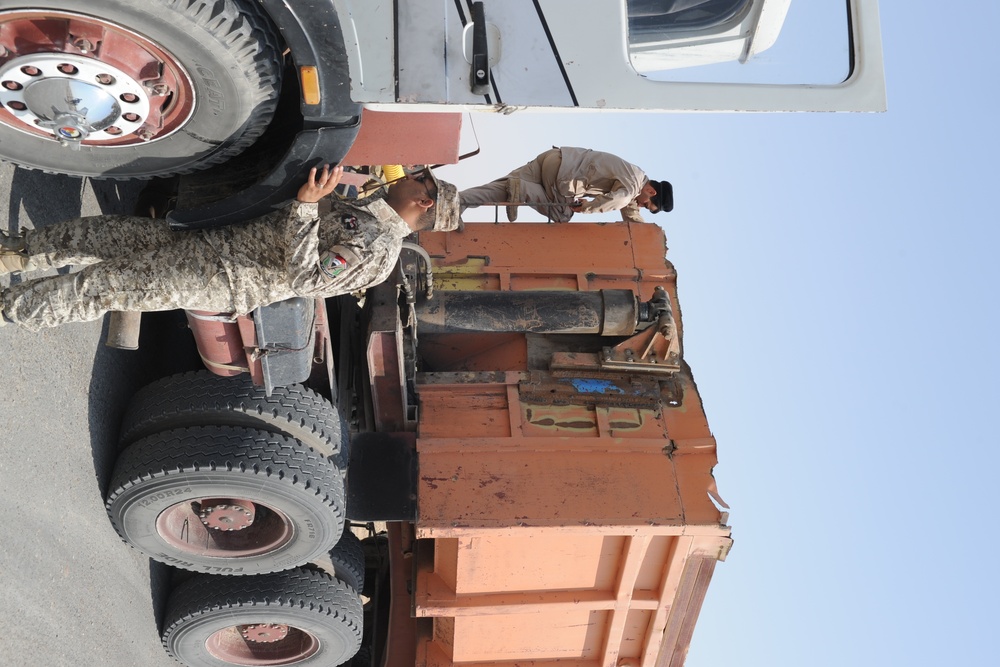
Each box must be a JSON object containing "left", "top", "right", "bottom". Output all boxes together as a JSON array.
[
  {"left": 418, "top": 384, "right": 512, "bottom": 439},
  {"left": 418, "top": 333, "right": 528, "bottom": 372},
  {"left": 401, "top": 222, "right": 726, "bottom": 667},
  {"left": 385, "top": 522, "right": 419, "bottom": 667},
  {"left": 412, "top": 530, "right": 732, "bottom": 667},
  {"left": 519, "top": 371, "right": 664, "bottom": 409},
  {"left": 368, "top": 329, "right": 406, "bottom": 432},
  {"left": 656, "top": 556, "right": 720, "bottom": 667},
  {"left": 415, "top": 449, "right": 687, "bottom": 530},
  {"left": 368, "top": 280, "right": 409, "bottom": 432},
  {"left": 307, "top": 299, "right": 335, "bottom": 397},
  {"left": 342, "top": 109, "right": 462, "bottom": 166},
  {"left": 420, "top": 223, "right": 674, "bottom": 286},
  {"left": 419, "top": 222, "right": 683, "bottom": 339}
]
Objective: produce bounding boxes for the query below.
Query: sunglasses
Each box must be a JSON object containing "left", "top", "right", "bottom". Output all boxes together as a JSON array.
[
  {"left": 411, "top": 168, "right": 438, "bottom": 201},
  {"left": 384, "top": 167, "right": 438, "bottom": 200}
]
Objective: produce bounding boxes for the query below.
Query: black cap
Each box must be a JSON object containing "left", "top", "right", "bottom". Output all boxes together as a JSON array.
[{"left": 648, "top": 180, "right": 673, "bottom": 213}]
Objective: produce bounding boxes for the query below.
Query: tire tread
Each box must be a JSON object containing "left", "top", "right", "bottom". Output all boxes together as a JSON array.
[
  {"left": 120, "top": 371, "right": 348, "bottom": 466},
  {"left": 329, "top": 529, "right": 366, "bottom": 592}
]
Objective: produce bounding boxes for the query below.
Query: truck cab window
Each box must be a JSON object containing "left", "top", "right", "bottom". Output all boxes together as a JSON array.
[{"left": 627, "top": 0, "right": 752, "bottom": 44}]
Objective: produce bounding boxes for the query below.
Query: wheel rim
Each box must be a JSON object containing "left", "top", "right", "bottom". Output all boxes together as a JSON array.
[
  {"left": 206, "top": 623, "right": 320, "bottom": 666},
  {"left": 155, "top": 497, "right": 295, "bottom": 559},
  {"left": 0, "top": 9, "right": 194, "bottom": 147}
]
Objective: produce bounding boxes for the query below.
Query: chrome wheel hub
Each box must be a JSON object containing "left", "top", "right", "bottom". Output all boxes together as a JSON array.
[{"left": 0, "top": 53, "right": 152, "bottom": 146}]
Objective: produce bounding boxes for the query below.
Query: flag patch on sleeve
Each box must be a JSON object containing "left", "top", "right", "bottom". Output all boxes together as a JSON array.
[{"left": 319, "top": 251, "right": 349, "bottom": 279}]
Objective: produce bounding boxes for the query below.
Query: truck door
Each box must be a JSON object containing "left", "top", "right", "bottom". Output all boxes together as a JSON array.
[{"left": 396, "top": 0, "right": 574, "bottom": 109}]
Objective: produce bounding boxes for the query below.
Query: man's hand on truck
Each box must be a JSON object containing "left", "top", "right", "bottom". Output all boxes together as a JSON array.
[{"left": 297, "top": 164, "right": 345, "bottom": 203}]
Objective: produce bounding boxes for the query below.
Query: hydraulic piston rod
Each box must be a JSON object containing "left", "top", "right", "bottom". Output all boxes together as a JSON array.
[{"left": 414, "top": 290, "right": 639, "bottom": 336}]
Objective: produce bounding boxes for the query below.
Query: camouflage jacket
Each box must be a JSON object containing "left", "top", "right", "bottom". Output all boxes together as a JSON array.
[{"left": 215, "top": 193, "right": 412, "bottom": 314}]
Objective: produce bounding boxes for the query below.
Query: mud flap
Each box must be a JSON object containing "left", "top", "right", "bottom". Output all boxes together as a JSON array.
[{"left": 346, "top": 432, "right": 418, "bottom": 522}]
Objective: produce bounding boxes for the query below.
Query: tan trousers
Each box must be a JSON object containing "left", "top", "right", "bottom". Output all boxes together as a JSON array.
[{"left": 459, "top": 148, "right": 575, "bottom": 222}]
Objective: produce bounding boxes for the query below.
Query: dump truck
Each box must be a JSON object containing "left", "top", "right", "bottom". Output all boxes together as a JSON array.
[
  {"left": 1, "top": 1, "right": 885, "bottom": 665},
  {"left": 101, "top": 141, "right": 733, "bottom": 667}
]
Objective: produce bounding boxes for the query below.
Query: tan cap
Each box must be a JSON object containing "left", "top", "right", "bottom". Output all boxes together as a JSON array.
[{"left": 425, "top": 169, "right": 462, "bottom": 232}]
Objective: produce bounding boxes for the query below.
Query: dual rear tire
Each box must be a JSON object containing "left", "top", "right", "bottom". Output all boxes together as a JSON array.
[
  {"left": 105, "top": 424, "right": 345, "bottom": 576},
  {"left": 163, "top": 568, "right": 363, "bottom": 667},
  {"left": 105, "top": 372, "right": 363, "bottom": 667}
]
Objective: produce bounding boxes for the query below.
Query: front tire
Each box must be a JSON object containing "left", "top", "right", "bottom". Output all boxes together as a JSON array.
[
  {"left": 163, "top": 568, "right": 363, "bottom": 667},
  {"left": 105, "top": 425, "right": 345, "bottom": 575},
  {"left": 0, "top": 0, "right": 281, "bottom": 178}
]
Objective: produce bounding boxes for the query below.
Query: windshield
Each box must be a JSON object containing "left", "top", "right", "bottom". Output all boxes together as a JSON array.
[{"left": 627, "top": 0, "right": 752, "bottom": 44}]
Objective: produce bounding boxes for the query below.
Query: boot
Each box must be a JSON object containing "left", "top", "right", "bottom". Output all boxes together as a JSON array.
[
  {"left": 0, "top": 230, "right": 27, "bottom": 273},
  {"left": 0, "top": 296, "right": 7, "bottom": 327}
]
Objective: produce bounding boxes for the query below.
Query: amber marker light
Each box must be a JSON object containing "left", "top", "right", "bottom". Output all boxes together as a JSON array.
[{"left": 299, "top": 66, "right": 320, "bottom": 105}]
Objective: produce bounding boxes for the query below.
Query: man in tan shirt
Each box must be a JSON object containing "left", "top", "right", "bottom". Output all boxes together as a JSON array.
[{"left": 460, "top": 147, "right": 672, "bottom": 222}]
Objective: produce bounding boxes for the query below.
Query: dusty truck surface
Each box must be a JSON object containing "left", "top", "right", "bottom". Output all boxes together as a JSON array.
[
  {"left": 84, "top": 102, "right": 733, "bottom": 667},
  {"left": 101, "top": 173, "right": 732, "bottom": 667},
  {"left": 0, "top": 1, "right": 884, "bottom": 665},
  {"left": 0, "top": 0, "right": 884, "bottom": 227},
  {"left": 370, "top": 221, "right": 732, "bottom": 667}
]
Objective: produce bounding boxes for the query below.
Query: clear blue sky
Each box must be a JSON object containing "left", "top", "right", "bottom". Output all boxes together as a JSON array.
[{"left": 438, "top": 2, "right": 1000, "bottom": 665}]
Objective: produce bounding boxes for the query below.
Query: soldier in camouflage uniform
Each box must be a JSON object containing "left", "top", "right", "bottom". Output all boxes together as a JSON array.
[{"left": 0, "top": 165, "right": 460, "bottom": 331}]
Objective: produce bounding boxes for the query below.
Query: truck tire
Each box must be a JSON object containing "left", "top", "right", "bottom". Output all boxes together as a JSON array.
[
  {"left": 350, "top": 646, "right": 373, "bottom": 667},
  {"left": 120, "top": 371, "right": 349, "bottom": 467},
  {"left": 329, "top": 528, "right": 366, "bottom": 592},
  {"left": 106, "top": 425, "right": 345, "bottom": 575},
  {"left": 0, "top": 0, "right": 281, "bottom": 179},
  {"left": 163, "top": 568, "right": 363, "bottom": 667}
]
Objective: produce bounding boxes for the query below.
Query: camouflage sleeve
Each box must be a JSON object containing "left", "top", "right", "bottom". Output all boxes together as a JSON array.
[
  {"left": 282, "top": 201, "right": 385, "bottom": 295},
  {"left": 282, "top": 201, "right": 323, "bottom": 291}
]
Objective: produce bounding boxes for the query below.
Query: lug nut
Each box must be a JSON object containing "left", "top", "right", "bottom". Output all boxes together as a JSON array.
[{"left": 143, "top": 81, "right": 169, "bottom": 96}]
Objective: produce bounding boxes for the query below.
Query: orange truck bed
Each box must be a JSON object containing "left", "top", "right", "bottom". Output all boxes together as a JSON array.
[{"left": 379, "top": 221, "right": 731, "bottom": 667}]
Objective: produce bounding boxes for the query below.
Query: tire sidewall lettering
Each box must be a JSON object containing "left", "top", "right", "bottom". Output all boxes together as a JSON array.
[
  {"left": 194, "top": 64, "right": 226, "bottom": 115},
  {"left": 138, "top": 487, "right": 192, "bottom": 508}
]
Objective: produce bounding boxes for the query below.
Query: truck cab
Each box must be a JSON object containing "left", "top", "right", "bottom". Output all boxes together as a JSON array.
[{"left": 0, "top": 0, "right": 885, "bottom": 227}]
